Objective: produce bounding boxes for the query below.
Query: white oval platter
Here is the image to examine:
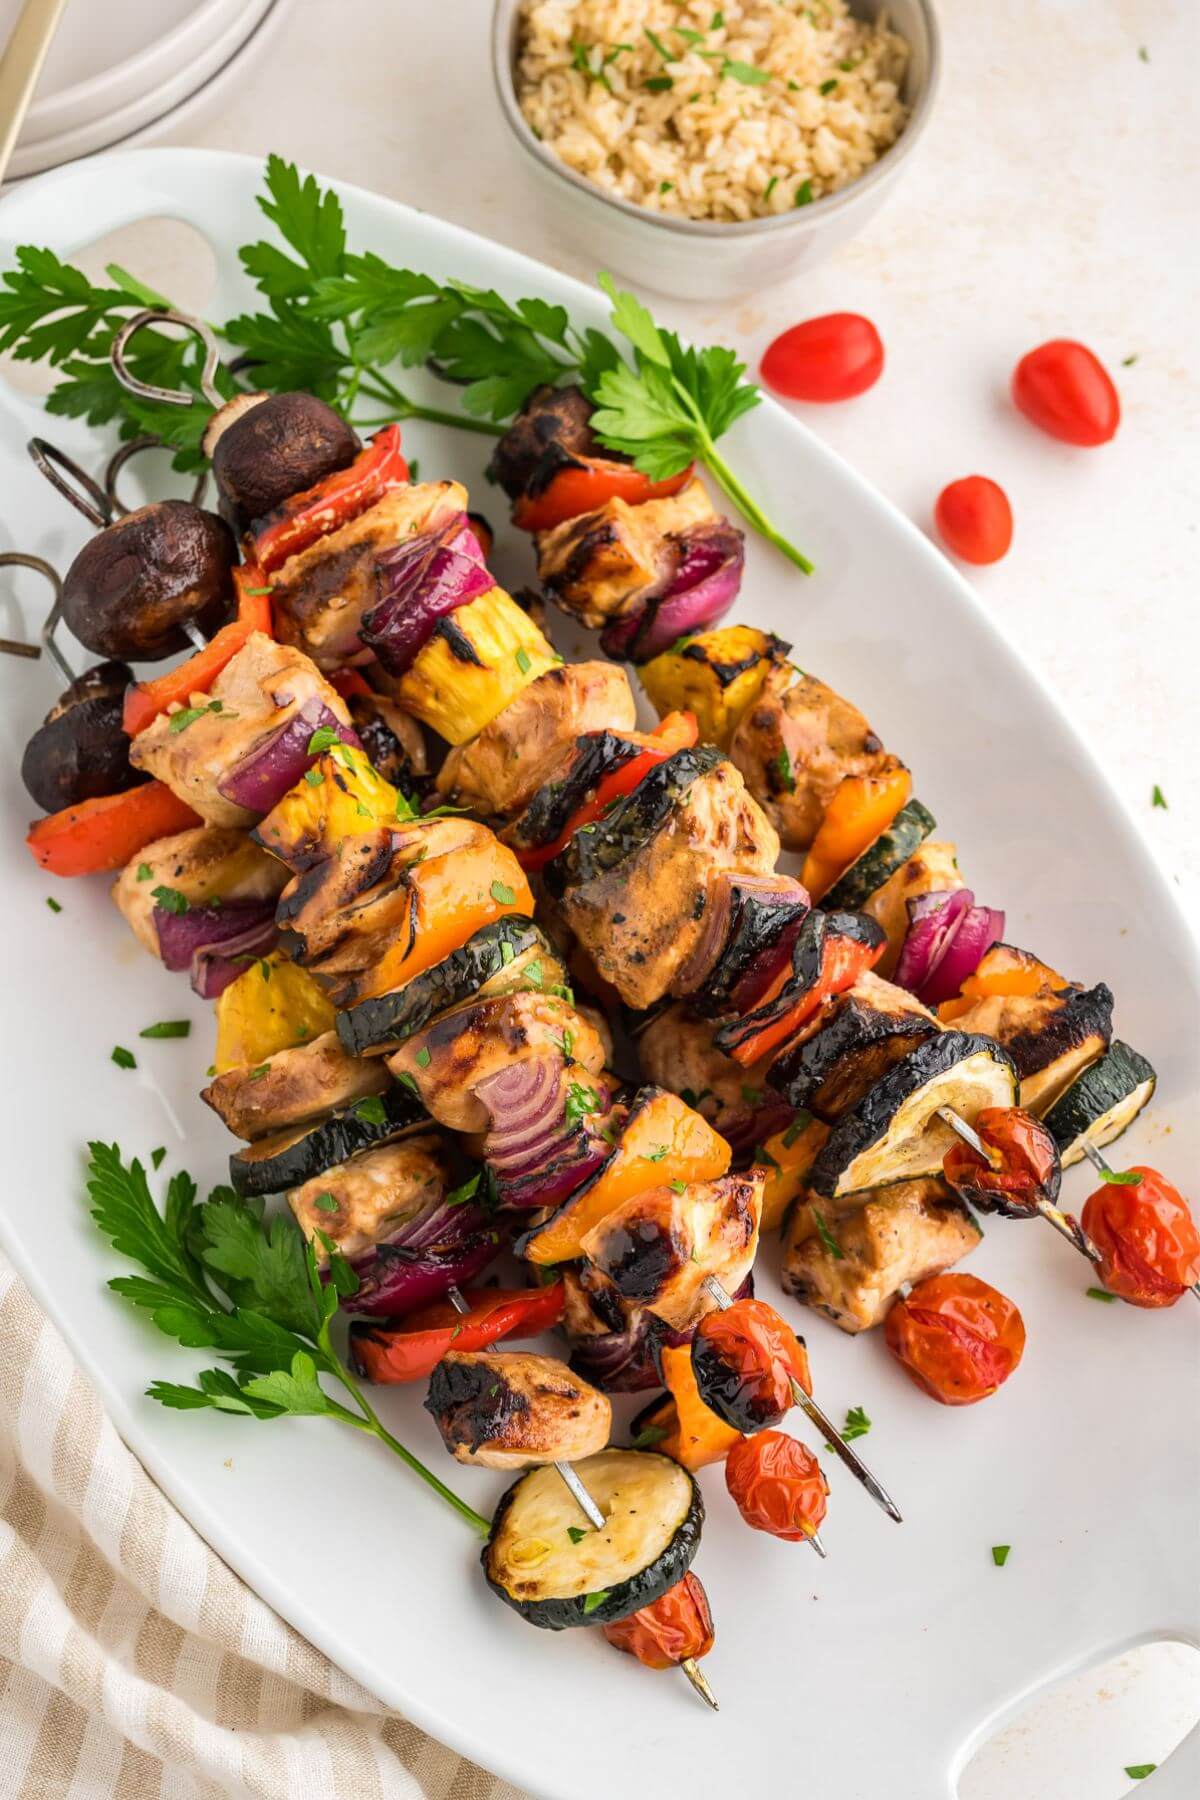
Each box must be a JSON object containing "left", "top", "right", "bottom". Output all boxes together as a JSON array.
[{"left": 0, "top": 148, "right": 1196, "bottom": 1799}]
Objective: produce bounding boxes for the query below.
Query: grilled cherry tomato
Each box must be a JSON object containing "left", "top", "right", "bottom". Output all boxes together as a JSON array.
[
  {"left": 934, "top": 476, "right": 1013, "bottom": 565},
  {"left": 725, "top": 1429, "right": 828, "bottom": 1541},
  {"left": 512, "top": 456, "right": 694, "bottom": 532},
  {"left": 122, "top": 568, "right": 274, "bottom": 737},
  {"left": 1011, "top": 340, "right": 1120, "bottom": 446},
  {"left": 1081, "top": 1168, "right": 1200, "bottom": 1309},
  {"left": 942, "top": 1106, "right": 1061, "bottom": 1219},
  {"left": 517, "top": 711, "right": 699, "bottom": 872},
  {"left": 602, "top": 1572, "right": 714, "bottom": 1669},
  {"left": 250, "top": 424, "right": 410, "bottom": 574},
  {"left": 349, "top": 1283, "right": 565, "bottom": 1384},
  {"left": 25, "top": 779, "right": 201, "bottom": 878},
  {"left": 760, "top": 313, "right": 884, "bottom": 403},
  {"left": 691, "top": 1297, "right": 811, "bottom": 1434},
  {"left": 885, "top": 1272, "right": 1025, "bottom": 1406}
]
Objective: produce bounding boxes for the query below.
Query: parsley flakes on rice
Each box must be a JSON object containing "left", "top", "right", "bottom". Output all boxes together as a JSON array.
[{"left": 516, "top": 0, "right": 910, "bottom": 222}]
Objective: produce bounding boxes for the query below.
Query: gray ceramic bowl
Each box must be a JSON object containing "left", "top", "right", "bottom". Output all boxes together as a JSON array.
[{"left": 492, "top": 0, "right": 941, "bottom": 300}]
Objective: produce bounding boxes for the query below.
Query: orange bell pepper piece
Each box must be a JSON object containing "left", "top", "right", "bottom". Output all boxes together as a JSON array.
[
  {"left": 123, "top": 566, "right": 273, "bottom": 737},
  {"left": 758, "top": 1114, "right": 831, "bottom": 1233},
  {"left": 937, "top": 952, "right": 1067, "bottom": 1022},
  {"left": 655, "top": 1345, "right": 744, "bottom": 1470},
  {"left": 26, "top": 781, "right": 201, "bottom": 878},
  {"left": 801, "top": 762, "right": 912, "bottom": 901}
]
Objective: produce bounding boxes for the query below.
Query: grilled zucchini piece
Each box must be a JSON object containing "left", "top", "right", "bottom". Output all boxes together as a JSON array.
[
  {"left": 1042, "top": 1040, "right": 1157, "bottom": 1168},
  {"left": 397, "top": 587, "right": 559, "bottom": 745},
  {"left": 336, "top": 917, "right": 564, "bottom": 1056},
  {"left": 821, "top": 799, "right": 937, "bottom": 912},
  {"left": 810, "top": 1031, "right": 1018, "bottom": 1198},
  {"left": 949, "top": 978, "right": 1114, "bottom": 1114},
  {"left": 640, "top": 625, "right": 789, "bottom": 749},
  {"left": 228, "top": 1083, "right": 429, "bottom": 1195},
  {"left": 483, "top": 1448, "right": 703, "bottom": 1630},
  {"left": 769, "top": 972, "right": 940, "bottom": 1121}
]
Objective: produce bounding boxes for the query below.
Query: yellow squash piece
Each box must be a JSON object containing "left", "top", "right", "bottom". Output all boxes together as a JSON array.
[
  {"left": 398, "top": 587, "right": 559, "bottom": 745},
  {"left": 640, "top": 626, "right": 787, "bottom": 749},
  {"left": 214, "top": 955, "right": 336, "bottom": 1073},
  {"left": 253, "top": 744, "right": 400, "bottom": 872}
]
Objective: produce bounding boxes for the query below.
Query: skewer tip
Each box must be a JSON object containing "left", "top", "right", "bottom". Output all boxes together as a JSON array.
[
  {"left": 806, "top": 1526, "right": 828, "bottom": 1559},
  {"left": 680, "top": 1657, "right": 719, "bottom": 1710}
]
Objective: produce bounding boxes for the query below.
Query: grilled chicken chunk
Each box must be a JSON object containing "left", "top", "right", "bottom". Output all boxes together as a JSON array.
[
  {"left": 387, "top": 991, "right": 607, "bottom": 1133},
  {"left": 949, "top": 972, "right": 1113, "bottom": 1114},
  {"left": 860, "top": 842, "right": 965, "bottom": 977},
  {"left": 425, "top": 1351, "right": 612, "bottom": 1470},
  {"left": 112, "top": 825, "right": 287, "bottom": 959},
  {"left": 782, "top": 1178, "right": 981, "bottom": 1332},
  {"left": 289, "top": 1135, "right": 447, "bottom": 1262},
  {"left": 770, "top": 972, "right": 940, "bottom": 1121},
  {"left": 729, "top": 663, "right": 894, "bottom": 854},
  {"left": 129, "top": 632, "right": 354, "bottom": 828},
  {"left": 637, "top": 1003, "right": 775, "bottom": 1144},
  {"left": 203, "top": 1029, "right": 388, "bottom": 1140},
  {"left": 580, "top": 1171, "right": 762, "bottom": 1333},
  {"left": 436, "top": 661, "right": 637, "bottom": 818},
  {"left": 271, "top": 481, "right": 467, "bottom": 668},
  {"left": 556, "top": 755, "right": 780, "bottom": 1011},
  {"left": 534, "top": 477, "right": 716, "bottom": 628}
]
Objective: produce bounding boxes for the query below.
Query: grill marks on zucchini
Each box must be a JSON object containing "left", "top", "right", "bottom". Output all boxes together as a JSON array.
[
  {"left": 483, "top": 1449, "right": 703, "bottom": 1630},
  {"left": 506, "top": 733, "right": 643, "bottom": 855},
  {"left": 821, "top": 799, "right": 937, "bottom": 912},
  {"left": 1043, "top": 1040, "right": 1157, "bottom": 1167},
  {"left": 770, "top": 973, "right": 940, "bottom": 1121},
  {"left": 228, "top": 1082, "right": 429, "bottom": 1194},
  {"left": 545, "top": 745, "right": 722, "bottom": 897}
]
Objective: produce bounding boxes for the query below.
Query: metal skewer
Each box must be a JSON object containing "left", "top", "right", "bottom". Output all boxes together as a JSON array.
[
  {"left": 701, "top": 1273, "right": 897, "bottom": 1532},
  {"left": 1078, "top": 1142, "right": 1200, "bottom": 1304},
  {"left": 936, "top": 1105, "right": 1101, "bottom": 1263}
]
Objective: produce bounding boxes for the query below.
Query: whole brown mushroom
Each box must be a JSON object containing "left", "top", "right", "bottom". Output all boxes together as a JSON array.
[
  {"left": 203, "top": 391, "right": 359, "bottom": 532},
  {"left": 20, "top": 660, "right": 147, "bottom": 813},
  {"left": 60, "top": 501, "right": 236, "bottom": 663}
]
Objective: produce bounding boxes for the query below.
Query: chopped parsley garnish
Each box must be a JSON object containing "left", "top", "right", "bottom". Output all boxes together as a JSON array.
[
  {"left": 630, "top": 1422, "right": 667, "bottom": 1449},
  {"left": 991, "top": 1544, "right": 1011, "bottom": 1567},
  {"left": 1099, "top": 1167, "right": 1142, "bottom": 1186},
  {"left": 740, "top": 1083, "right": 762, "bottom": 1105},
  {"left": 644, "top": 27, "right": 672, "bottom": 58},
  {"left": 355, "top": 1096, "right": 388, "bottom": 1124},
  {"left": 306, "top": 725, "right": 341, "bottom": 756},
  {"left": 710, "top": 9, "right": 725, "bottom": 25},
  {"left": 45, "top": 896, "right": 62, "bottom": 913},
  {"left": 168, "top": 700, "right": 225, "bottom": 734},
  {"left": 812, "top": 1208, "right": 843, "bottom": 1260},
  {"left": 524, "top": 959, "right": 544, "bottom": 987},
  {"left": 415, "top": 1047, "right": 432, "bottom": 1068},
  {"left": 659, "top": 181, "right": 674, "bottom": 194},
  {"left": 407, "top": 458, "right": 420, "bottom": 480},
  {"left": 1152, "top": 783, "right": 1167, "bottom": 809},
  {"left": 764, "top": 175, "right": 779, "bottom": 200},
  {"left": 564, "top": 1081, "right": 602, "bottom": 1128},
  {"left": 1123, "top": 353, "right": 1139, "bottom": 365},
  {"left": 136, "top": 863, "right": 153, "bottom": 881},
  {"left": 304, "top": 767, "right": 325, "bottom": 787},
  {"left": 776, "top": 744, "right": 796, "bottom": 793},
  {"left": 446, "top": 1172, "right": 481, "bottom": 1208},
  {"left": 1086, "top": 1286, "right": 1117, "bottom": 1302},
  {"left": 566, "top": 1524, "right": 588, "bottom": 1545},
  {"left": 1125, "top": 1767, "right": 1156, "bottom": 1781},
  {"left": 723, "top": 58, "right": 769, "bottom": 85},
  {"left": 582, "top": 1589, "right": 610, "bottom": 1615},
  {"left": 1137, "top": 45, "right": 1149, "bottom": 62},
  {"left": 500, "top": 939, "right": 515, "bottom": 966},
  {"left": 490, "top": 879, "right": 516, "bottom": 905},
  {"left": 669, "top": 1178, "right": 688, "bottom": 1194},
  {"left": 560, "top": 1027, "right": 575, "bottom": 1059},
  {"left": 150, "top": 1147, "right": 166, "bottom": 1170},
  {"left": 151, "top": 885, "right": 189, "bottom": 915},
  {"left": 515, "top": 647, "right": 532, "bottom": 674},
  {"left": 139, "top": 1020, "right": 191, "bottom": 1040},
  {"left": 394, "top": 1072, "right": 420, "bottom": 1096},
  {"left": 755, "top": 1142, "right": 781, "bottom": 1170},
  {"left": 111, "top": 1046, "right": 136, "bottom": 1070},
  {"left": 645, "top": 75, "right": 674, "bottom": 91},
  {"left": 313, "top": 1193, "right": 340, "bottom": 1213},
  {"left": 241, "top": 586, "right": 274, "bottom": 596},
  {"left": 783, "top": 1111, "right": 813, "bottom": 1147},
  {"left": 646, "top": 1143, "right": 669, "bottom": 1162},
  {"left": 819, "top": 78, "right": 838, "bottom": 94},
  {"left": 248, "top": 1063, "right": 271, "bottom": 1081},
  {"left": 841, "top": 1405, "right": 871, "bottom": 1441},
  {"left": 795, "top": 179, "right": 814, "bottom": 206}
]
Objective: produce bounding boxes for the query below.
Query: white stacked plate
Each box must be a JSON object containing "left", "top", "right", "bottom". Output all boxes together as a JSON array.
[{"left": 0, "top": 0, "right": 277, "bottom": 180}]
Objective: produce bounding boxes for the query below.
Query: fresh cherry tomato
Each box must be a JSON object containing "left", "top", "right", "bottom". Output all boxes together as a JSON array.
[
  {"left": 725, "top": 1429, "right": 828, "bottom": 1541},
  {"left": 942, "top": 1106, "right": 1061, "bottom": 1219},
  {"left": 934, "top": 476, "right": 1013, "bottom": 565},
  {"left": 602, "top": 1573, "right": 714, "bottom": 1669},
  {"left": 1011, "top": 340, "right": 1120, "bottom": 446},
  {"left": 691, "top": 1297, "right": 811, "bottom": 1434},
  {"left": 1081, "top": 1168, "right": 1200, "bottom": 1309},
  {"left": 885, "top": 1272, "right": 1025, "bottom": 1406},
  {"left": 348, "top": 1283, "right": 565, "bottom": 1383},
  {"left": 759, "top": 313, "right": 884, "bottom": 403}
]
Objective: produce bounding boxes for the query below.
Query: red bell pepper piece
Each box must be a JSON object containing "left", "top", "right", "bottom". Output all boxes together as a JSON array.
[
  {"left": 26, "top": 780, "right": 202, "bottom": 878},
  {"left": 328, "top": 669, "right": 375, "bottom": 701},
  {"left": 350, "top": 1282, "right": 565, "bottom": 1385},
  {"left": 517, "top": 711, "right": 699, "bottom": 873},
  {"left": 512, "top": 456, "right": 694, "bottom": 532},
  {"left": 727, "top": 925, "right": 885, "bottom": 1067},
  {"left": 123, "top": 567, "right": 274, "bottom": 738},
  {"left": 249, "top": 423, "right": 410, "bottom": 575}
]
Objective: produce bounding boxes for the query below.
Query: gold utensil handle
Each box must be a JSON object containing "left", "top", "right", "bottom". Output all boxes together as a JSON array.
[{"left": 0, "top": 0, "right": 71, "bottom": 185}]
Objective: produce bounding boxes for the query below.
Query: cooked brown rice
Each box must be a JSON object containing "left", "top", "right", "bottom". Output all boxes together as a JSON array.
[{"left": 515, "top": 1, "right": 910, "bottom": 222}]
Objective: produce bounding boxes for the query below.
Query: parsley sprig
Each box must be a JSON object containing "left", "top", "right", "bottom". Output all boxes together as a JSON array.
[
  {"left": 86, "top": 1142, "right": 489, "bottom": 1536},
  {"left": 0, "top": 155, "right": 810, "bottom": 566}
]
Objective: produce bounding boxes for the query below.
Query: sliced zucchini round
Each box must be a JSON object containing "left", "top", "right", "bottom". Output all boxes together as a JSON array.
[
  {"left": 821, "top": 799, "right": 936, "bottom": 913},
  {"left": 544, "top": 745, "right": 722, "bottom": 897},
  {"left": 810, "top": 1031, "right": 1018, "bottom": 1198},
  {"left": 505, "top": 731, "right": 642, "bottom": 856},
  {"left": 228, "top": 1083, "right": 427, "bottom": 1195},
  {"left": 1042, "top": 1039, "right": 1157, "bottom": 1168},
  {"left": 483, "top": 1448, "right": 702, "bottom": 1630},
  {"left": 335, "top": 916, "right": 562, "bottom": 1056}
]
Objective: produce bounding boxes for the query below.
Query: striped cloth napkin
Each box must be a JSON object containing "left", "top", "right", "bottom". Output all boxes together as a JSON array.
[{"left": 0, "top": 1252, "right": 527, "bottom": 1800}]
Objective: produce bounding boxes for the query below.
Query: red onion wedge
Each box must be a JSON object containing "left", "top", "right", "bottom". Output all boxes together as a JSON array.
[
  {"left": 894, "top": 889, "right": 1005, "bottom": 1006},
  {"left": 477, "top": 1056, "right": 613, "bottom": 1208},
  {"left": 600, "top": 520, "right": 745, "bottom": 663},
  {"left": 217, "top": 696, "right": 360, "bottom": 817},
  {"left": 360, "top": 514, "right": 494, "bottom": 676},
  {"left": 344, "top": 1196, "right": 500, "bottom": 1316},
  {"left": 153, "top": 898, "right": 278, "bottom": 998}
]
